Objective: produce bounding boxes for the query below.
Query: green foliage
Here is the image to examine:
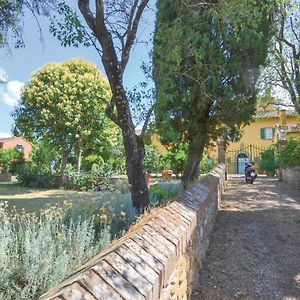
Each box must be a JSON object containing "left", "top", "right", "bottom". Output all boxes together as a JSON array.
[
  {"left": 0, "top": 148, "right": 20, "bottom": 173},
  {"left": 277, "top": 138, "right": 300, "bottom": 168},
  {"left": 13, "top": 58, "right": 116, "bottom": 175},
  {"left": 0, "top": 202, "right": 111, "bottom": 300},
  {"left": 16, "top": 163, "right": 59, "bottom": 188},
  {"left": 154, "top": 0, "right": 277, "bottom": 183},
  {"left": 143, "top": 144, "right": 163, "bottom": 173},
  {"left": 149, "top": 185, "right": 177, "bottom": 202},
  {"left": 30, "top": 139, "right": 60, "bottom": 170},
  {"left": 259, "top": 147, "right": 278, "bottom": 171},
  {"left": 50, "top": 2, "right": 92, "bottom": 48},
  {"left": 163, "top": 144, "right": 188, "bottom": 175},
  {"left": 82, "top": 154, "right": 104, "bottom": 171},
  {"left": 200, "top": 154, "right": 214, "bottom": 174},
  {"left": 0, "top": 0, "right": 56, "bottom": 48},
  {"left": 264, "top": 1, "right": 300, "bottom": 115}
]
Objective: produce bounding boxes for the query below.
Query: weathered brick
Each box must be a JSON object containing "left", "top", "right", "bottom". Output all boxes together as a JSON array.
[
  {"left": 59, "top": 282, "right": 96, "bottom": 300},
  {"left": 79, "top": 269, "right": 122, "bottom": 299},
  {"left": 115, "top": 245, "right": 160, "bottom": 299},
  {"left": 104, "top": 251, "right": 153, "bottom": 298},
  {"left": 92, "top": 260, "right": 144, "bottom": 300},
  {"left": 123, "top": 238, "right": 164, "bottom": 275},
  {"left": 147, "top": 219, "right": 181, "bottom": 256}
]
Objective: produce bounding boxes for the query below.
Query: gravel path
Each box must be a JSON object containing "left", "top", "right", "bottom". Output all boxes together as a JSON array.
[{"left": 192, "top": 177, "right": 300, "bottom": 300}]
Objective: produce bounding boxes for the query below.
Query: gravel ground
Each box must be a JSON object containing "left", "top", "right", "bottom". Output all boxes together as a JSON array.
[{"left": 192, "top": 177, "right": 300, "bottom": 300}]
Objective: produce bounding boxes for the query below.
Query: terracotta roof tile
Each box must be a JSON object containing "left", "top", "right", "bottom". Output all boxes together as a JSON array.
[{"left": 255, "top": 110, "right": 296, "bottom": 119}]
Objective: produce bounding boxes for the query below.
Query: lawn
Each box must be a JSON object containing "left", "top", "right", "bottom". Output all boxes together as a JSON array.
[
  {"left": 0, "top": 180, "right": 183, "bottom": 214},
  {"left": 0, "top": 181, "right": 134, "bottom": 214}
]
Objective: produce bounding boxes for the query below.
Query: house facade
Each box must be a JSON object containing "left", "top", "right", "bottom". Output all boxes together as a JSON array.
[
  {"left": 208, "top": 107, "right": 300, "bottom": 174},
  {"left": 0, "top": 136, "right": 32, "bottom": 160}
]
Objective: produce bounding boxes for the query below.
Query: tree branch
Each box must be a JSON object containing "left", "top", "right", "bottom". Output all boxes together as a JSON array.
[
  {"left": 78, "top": 0, "right": 96, "bottom": 33},
  {"left": 120, "top": 0, "right": 149, "bottom": 73},
  {"left": 140, "top": 102, "right": 155, "bottom": 137},
  {"left": 106, "top": 100, "right": 122, "bottom": 127}
]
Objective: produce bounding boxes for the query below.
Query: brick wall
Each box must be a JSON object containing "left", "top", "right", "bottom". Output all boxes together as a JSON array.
[
  {"left": 281, "top": 167, "right": 300, "bottom": 190},
  {"left": 39, "top": 164, "right": 226, "bottom": 300}
]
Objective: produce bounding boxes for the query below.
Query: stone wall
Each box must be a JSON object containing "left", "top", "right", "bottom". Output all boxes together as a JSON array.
[
  {"left": 281, "top": 167, "right": 300, "bottom": 190},
  {"left": 39, "top": 164, "right": 226, "bottom": 300}
]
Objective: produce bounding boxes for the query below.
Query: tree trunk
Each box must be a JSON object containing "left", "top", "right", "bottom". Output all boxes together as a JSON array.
[
  {"left": 113, "top": 88, "right": 149, "bottom": 210},
  {"left": 218, "top": 139, "right": 226, "bottom": 163},
  {"left": 182, "top": 139, "right": 206, "bottom": 189},
  {"left": 76, "top": 138, "right": 82, "bottom": 173},
  {"left": 59, "top": 148, "right": 70, "bottom": 186}
]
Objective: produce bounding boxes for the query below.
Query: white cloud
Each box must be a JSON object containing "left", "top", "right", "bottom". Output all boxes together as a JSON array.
[
  {"left": 0, "top": 79, "right": 25, "bottom": 107},
  {"left": 0, "top": 67, "right": 8, "bottom": 82},
  {"left": 0, "top": 132, "right": 12, "bottom": 138}
]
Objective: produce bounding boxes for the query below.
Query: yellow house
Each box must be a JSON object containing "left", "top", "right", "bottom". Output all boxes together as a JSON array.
[{"left": 207, "top": 107, "right": 300, "bottom": 174}]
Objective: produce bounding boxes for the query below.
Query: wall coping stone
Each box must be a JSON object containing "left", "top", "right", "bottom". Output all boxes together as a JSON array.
[{"left": 39, "top": 164, "right": 225, "bottom": 300}]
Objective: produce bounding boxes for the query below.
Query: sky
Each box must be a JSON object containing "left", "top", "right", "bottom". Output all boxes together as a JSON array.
[{"left": 0, "top": 2, "right": 156, "bottom": 137}]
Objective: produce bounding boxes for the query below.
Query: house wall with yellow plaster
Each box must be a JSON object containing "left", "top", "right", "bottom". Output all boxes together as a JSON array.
[
  {"left": 207, "top": 115, "right": 299, "bottom": 162},
  {"left": 151, "top": 133, "right": 168, "bottom": 154}
]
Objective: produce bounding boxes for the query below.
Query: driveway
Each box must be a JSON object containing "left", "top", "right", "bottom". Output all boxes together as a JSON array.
[{"left": 193, "top": 177, "right": 300, "bottom": 300}]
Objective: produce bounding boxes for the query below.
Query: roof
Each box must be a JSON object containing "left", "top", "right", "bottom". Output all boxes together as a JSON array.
[
  {"left": 0, "top": 136, "right": 32, "bottom": 145},
  {"left": 255, "top": 110, "right": 296, "bottom": 119}
]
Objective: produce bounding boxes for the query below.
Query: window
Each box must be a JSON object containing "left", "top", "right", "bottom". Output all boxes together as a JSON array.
[
  {"left": 260, "top": 128, "right": 274, "bottom": 140},
  {"left": 16, "top": 144, "right": 24, "bottom": 153}
]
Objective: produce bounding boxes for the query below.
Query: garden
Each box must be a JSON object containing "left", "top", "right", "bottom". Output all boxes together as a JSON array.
[
  {"left": 1, "top": 0, "right": 300, "bottom": 298},
  {"left": 0, "top": 135, "right": 212, "bottom": 299}
]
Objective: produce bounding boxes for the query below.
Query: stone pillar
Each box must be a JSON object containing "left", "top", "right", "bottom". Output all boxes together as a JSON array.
[{"left": 277, "top": 140, "right": 287, "bottom": 181}]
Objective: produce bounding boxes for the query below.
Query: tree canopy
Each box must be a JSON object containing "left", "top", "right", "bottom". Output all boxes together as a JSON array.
[
  {"left": 13, "top": 58, "right": 114, "bottom": 177},
  {"left": 50, "top": 1, "right": 152, "bottom": 209},
  {"left": 154, "top": 0, "right": 276, "bottom": 186},
  {"left": 264, "top": 0, "right": 300, "bottom": 115},
  {"left": 0, "top": 0, "right": 56, "bottom": 48}
]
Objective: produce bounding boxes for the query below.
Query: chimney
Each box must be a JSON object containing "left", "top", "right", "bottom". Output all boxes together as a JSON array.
[{"left": 279, "top": 109, "right": 287, "bottom": 128}]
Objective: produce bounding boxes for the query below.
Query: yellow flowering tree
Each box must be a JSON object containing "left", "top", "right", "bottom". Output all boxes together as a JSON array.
[{"left": 14, "top": 58, "right": 113, "bottom": 180}]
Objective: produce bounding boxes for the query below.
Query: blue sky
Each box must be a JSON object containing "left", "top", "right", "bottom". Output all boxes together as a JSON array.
[{"left": 0, "top": 3, "right": 155, "bottom": 137}]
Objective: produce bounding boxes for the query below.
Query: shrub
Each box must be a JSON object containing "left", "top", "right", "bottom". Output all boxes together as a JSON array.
[
  {"left": 66, "top": 163, "right": 115, "bottom": 191},
  {"left": 0, "top": 148, "right": 20, "bottom": 173},
  {"left": 82, "top": 154, "right": 104, "bottom": 171},
  {"left": 199, "top": 154, "right": 213, "bottom": 174},
  {"left": 163, "top": 145, "right": 187, "bottom": 175},
  {"left": 277, "top": 138, "right": 300, "bottom": 168},
  {"left": 16, "top": 163, "right": 59, "bottom": 188},
  {"left": 0, "top": 203, "right": 111, "bottom": 300},
  {"left": 143, "top": 144, "right": 163, "bottom": 173},
  {"left": 149, "top": 185, "right": 177, "bottom": 203},
  {"left": 259, "top": 147, "right": 278, "bottom": 171},
  {"left": 66, "top": 170, "right": 95, "bottom": 191}
]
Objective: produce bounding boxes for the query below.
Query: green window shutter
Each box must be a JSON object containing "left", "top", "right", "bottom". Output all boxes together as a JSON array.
[
  {"left": 260, "top": 128, "right": 265, "bottom": 139},
  {"left": 272, "top": 128, "right": 275, "bottom": 137}
]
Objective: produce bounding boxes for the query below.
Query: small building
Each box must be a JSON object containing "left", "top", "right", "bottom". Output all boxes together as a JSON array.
[
  {"left": 208, "top": 106, "right": 300, "bottom": 174},
  {"left": 0, "top": 136, "right": 32, "bottom": 160}
]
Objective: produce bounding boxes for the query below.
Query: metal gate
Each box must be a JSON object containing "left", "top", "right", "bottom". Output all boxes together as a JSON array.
[{"left": 225, "top": 144, "right": 266, "bottom": 175}]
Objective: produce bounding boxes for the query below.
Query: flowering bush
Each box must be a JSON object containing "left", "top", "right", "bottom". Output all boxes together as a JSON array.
[{"left": 0, "top": 202, "right": 111, "bottom": 299}]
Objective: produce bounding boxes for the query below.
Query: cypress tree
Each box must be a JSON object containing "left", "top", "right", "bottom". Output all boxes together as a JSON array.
[{"left": 154, "top": 0, "right": 276, "bottom": 187}]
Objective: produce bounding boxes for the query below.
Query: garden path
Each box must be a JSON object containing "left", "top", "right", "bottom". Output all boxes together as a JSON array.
[{"left": 193, "top": 177, "right": 300, "bottom": 300}]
